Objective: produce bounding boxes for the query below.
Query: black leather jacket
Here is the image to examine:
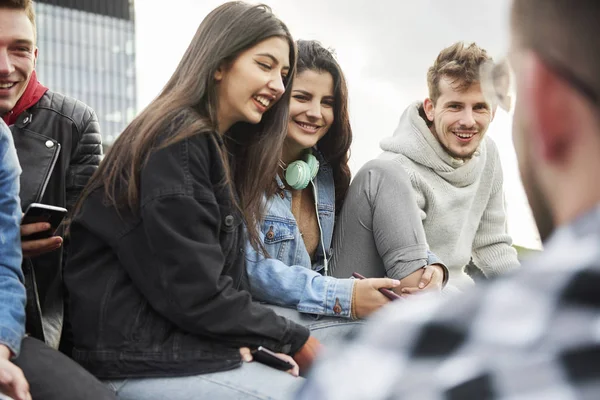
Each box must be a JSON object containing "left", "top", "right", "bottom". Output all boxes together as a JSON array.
[
  {"left": 65, "top": 128, "right": 309, "bottom": 379},
  {"left": 10, "top": 90, "right": 102, "bottom": 349}
]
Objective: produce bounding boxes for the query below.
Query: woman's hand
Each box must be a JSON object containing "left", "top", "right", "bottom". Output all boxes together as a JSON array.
[
  {"left": 239, "top": 347, "right": 300, "bottom": 377},
  {"left": 354, "top": 278, "right": 401, "bottom": 318},
  {"left": 400, "top": 264, "right": 445, "bottom": 296}
]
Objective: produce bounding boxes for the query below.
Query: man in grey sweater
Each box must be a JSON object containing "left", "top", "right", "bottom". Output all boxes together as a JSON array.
[{"left": 331, "top": 42, "right": 519, "bottom": 293}]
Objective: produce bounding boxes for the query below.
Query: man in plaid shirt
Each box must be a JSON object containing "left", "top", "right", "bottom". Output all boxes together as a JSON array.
[{"left": 297, "top": 0, "right": 600, "bottom": 398}]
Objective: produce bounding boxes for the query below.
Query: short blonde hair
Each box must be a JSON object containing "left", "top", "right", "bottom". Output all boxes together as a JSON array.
[{"left": 427, "top": 42, "right": 491, "bottom": 104}]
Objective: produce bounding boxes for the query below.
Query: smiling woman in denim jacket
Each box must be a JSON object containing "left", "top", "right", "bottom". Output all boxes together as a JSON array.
[{"left": 246, "top": 41, "right": 449, "bottom": 342}]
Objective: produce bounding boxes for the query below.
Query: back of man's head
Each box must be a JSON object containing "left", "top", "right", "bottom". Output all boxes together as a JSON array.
[
  {"left": 510, "top": 0, "right": 600, "bottom": 240},
  {"left": 0, "top": 0, "right": 36, "bottom": 42},
  {"left": 512, "top": 0, "right": 600, "bottom": 104},
  {"left": 427, "top": 42, "right": 491, "bottom": 105}
]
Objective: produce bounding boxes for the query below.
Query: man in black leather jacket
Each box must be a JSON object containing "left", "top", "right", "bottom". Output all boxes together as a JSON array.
[
  {"left": 1, "top": 4, "right": 101, "bottom": 351},
  {"left": 0, "top": 1, "right": 115, "bottom": 399}
]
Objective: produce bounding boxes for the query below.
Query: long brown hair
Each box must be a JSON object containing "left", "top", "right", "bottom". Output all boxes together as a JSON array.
[
  {"left": 296, "top": 40, "right": 352, "bottom": 212},
  {"left": 75, "top": 2, "right": 296, "bottom": 250}
]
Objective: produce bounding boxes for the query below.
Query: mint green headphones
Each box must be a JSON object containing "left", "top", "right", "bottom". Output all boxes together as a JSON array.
[{"left": 284, "top": 152, "right": 319, "bottom": 190}]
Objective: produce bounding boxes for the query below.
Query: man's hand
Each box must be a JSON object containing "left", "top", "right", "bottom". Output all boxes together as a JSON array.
[
  {"left": 239, "top": 347, "right": 300, "bottom": 377},
  {"left": 20, "top": 222, "right": 63, "bottom": 258},
  {"left": 401, "top": 264, "right": 445, "bottom": 296},
  {"left": 0, "top": 345, "right": 31, "bottom": 400}
]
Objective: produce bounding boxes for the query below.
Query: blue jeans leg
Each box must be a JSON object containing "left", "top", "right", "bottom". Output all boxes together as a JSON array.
[{"left": 105, "top": 362, "right": 304, "bottom": 400}]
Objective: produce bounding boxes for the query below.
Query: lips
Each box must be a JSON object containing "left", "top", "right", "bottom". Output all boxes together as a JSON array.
[
  {"left": 0, "top": 82, "right": 17, "bottom": 90},
  {"left": 452, "top": 130, "right": 478, "bottom": 142},
  {"left": 293, "top": 120, "right": 322, "bottom": 133}
]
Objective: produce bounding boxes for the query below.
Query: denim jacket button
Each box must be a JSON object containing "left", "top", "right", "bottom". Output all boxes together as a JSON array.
[
  {"left": 224, "top": 215, "right": 234, "bottom": 227},
  {"left": 333, "top": 298, "right": 342, "bottom": 314},
  {"left": 266, "top": 226, "right": 275, "bottom": 240}
]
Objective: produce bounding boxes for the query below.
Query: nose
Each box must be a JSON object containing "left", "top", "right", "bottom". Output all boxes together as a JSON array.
[
  {"left": 459, "top": 108, "right": 476, "bottom": 127},
  {"left": 305, "top": 100, "right": 322, "bottom": 119},
  {"left": 0, "top": 49, "right": 14, "bottom": 76},
  {"left": 267, "top": 75, "right": 285, "bottom": 98}
]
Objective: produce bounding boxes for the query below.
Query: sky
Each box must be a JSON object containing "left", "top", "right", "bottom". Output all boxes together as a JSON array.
[{"left": 134, "top": 0, "right": 541, "bottom": 250}]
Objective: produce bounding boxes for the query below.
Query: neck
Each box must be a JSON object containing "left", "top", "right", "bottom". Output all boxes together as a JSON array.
[{"left": 281, "top": 142, "right": 306, "bottom": 166}]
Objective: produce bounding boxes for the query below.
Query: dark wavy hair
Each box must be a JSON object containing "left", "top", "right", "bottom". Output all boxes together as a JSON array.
[
  {"left": 296, "top": 40, "right": 352, "bottom": 212},
  {"left": 74, "top": 2, "right": 296, "bottom": 251}
]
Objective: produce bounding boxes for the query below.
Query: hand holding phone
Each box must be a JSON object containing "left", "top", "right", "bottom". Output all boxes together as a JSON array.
[
  {"left": 21, "top": 203, "right": 67, "bottom": 258},
  {"left": 239, "top": 347, "right": 298, "bottom": 377}
]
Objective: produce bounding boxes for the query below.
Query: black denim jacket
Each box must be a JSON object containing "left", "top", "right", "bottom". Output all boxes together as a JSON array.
[{"left": 64, "top": 127, "right": 309, "bottom": 379}]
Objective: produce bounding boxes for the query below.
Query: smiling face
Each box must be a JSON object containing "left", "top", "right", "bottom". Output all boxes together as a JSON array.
[
  {"left": 214, "top": 36, "right": 290, "bottom": 134},
  {"left": 0, "top": 8, "right": 37, "bottom": 116},
  {"left": 284, "top": 69, "right": 335, "bottom": 160},
  {"left": 423, "top": 77, "right": 494, "bottom": 160}
]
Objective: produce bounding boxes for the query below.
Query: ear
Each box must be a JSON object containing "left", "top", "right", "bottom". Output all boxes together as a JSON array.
[
  {"left": 423, "top": 98, "right": 435, "bottom": 122},
  {"left": 33, "top": 47, "right": 38, "bottom": 68},
  {"left": 525, "top": 52, "right": 573, "bottom": 162},
  {"left": 214, "top": 65, "right": 224, "bottom": 82}
]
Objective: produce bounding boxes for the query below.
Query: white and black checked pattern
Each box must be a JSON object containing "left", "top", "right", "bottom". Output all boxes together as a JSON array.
[{"left": 297, "top": 205, "right": 600, "bottom": 400}]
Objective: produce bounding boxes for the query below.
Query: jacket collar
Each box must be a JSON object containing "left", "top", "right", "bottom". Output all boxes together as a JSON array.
[{"left": 2, "top": 71, "right": 49, "bottom": 126}]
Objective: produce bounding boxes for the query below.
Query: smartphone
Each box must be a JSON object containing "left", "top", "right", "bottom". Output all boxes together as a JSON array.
[
  {"left": 21, "top": 203, "right": 68, "bottom": 240},
  {"left": 251, "top": 346, "right": 294, "bottom": 371}
]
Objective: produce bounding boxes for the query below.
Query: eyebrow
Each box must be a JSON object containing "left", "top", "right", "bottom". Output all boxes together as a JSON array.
[
  {"left": 256, "top": 53, "right": 290, "bottom": 70},
  {"left": 13, "top": 39, "right": 34, "bottom": 47},
  {"left": 292, "top": 89, "right": 311, "bottom": 95},
  {"left": 443, "top": 101, "right": 463, "bottom": 107}
]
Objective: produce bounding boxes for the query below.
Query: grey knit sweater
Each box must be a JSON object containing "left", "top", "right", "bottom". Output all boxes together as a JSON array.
[{"left": 379, "top": 102, "right": 519, "bottom": 291}]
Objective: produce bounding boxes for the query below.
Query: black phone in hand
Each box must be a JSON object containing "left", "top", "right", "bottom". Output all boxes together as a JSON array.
[
  {"left": 21, "top": 203, "right": 67, "bottom": 240},
  {"left": 251, "top": 346, "right": 294, "bottom": 371}
]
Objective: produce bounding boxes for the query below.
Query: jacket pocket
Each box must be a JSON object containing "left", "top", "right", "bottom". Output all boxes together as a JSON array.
[
  {"left": 263, "top": 218, "right": 295, "bottom": 244},
  {"left": 262, "top": 217, "right": 297, "bottom": 262}
]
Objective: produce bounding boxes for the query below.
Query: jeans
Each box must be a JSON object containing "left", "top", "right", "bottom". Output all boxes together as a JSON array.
[
  {"left": 11, "top": 336, "right": 116, "bottom": 400},
  {"left": 262, "top": 304, "right": 362, "bottom": 347},
  {"left": 105, "top": 361, "right": 304, "bottom": 400}
]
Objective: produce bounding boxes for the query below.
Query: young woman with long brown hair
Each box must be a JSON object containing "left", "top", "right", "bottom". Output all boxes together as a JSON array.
[{"left": 63, "top": 3, "right": 319, "bottom": 398}]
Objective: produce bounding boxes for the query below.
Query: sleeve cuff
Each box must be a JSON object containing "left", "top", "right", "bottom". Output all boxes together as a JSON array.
[
  {"left": 426, "top": 250, "right": 449, "bottom": 287},
  {"left": 324, "top": 278, "right": 354, "bottom": 318},
  {"left": 0, "top": 326, "right": 24, "bottom": 357}
]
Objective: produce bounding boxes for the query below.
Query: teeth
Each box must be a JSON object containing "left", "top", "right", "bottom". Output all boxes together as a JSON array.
[
  {"left": 254, "top": 95, "right": 271, "bottom": 107},
  {"left": 454, "top": 132, "right": 475, "bottom": 139},
  {"left": 0, "top": 83, "right": 15, "bottom": 89},
  {"left": 296, "top": 121, "right": 319, "bottom": 131}
]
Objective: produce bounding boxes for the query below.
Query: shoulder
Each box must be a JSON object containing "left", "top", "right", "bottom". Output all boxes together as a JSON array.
[{"left": 32, "top": 90, "right": 98, "bottom": 135}]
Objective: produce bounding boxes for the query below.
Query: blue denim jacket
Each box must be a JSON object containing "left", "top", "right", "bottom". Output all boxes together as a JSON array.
[
  {"left": 246, "top": 153, "right": 356, "bottom": 318},
  {"left": 0, "top": 121, "right": 25, "bottom": 356}
]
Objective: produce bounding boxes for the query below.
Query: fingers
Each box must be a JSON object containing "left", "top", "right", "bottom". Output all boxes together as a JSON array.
[
  {"left": 22, "top": 236, "right": 63, "bottom": 258},
  {"left": 369, "top": 278, "right": 401, "bottom": 289},
  {"left": 239, "top": 347, "right": 253, "bottom": 362},
  {"left": 20, "top": 222, "right": 51, "bottom": 237},
  {"left": 419, "top": 265, "right": 435, "bottom": 289},
  {"left": 401, "top": 286, "right": 421, "bottom": 296},
  {"left": 0, "top": 361, "right": 30, "bottom": 400},
  {"left": 279, "top": 354, "right": 299, "bottom": 377}
]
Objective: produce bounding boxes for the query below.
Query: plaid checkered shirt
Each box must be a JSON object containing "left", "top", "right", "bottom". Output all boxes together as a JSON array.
[{"left": 297, "top": 205, "right": 600, "bottom": 400}]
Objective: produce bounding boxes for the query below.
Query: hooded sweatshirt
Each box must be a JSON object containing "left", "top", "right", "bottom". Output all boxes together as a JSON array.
[{"left": 379, "top": 102, "right": 519, "bottom": 290}]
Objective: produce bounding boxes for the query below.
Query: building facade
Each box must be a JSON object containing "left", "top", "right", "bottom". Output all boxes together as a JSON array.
[{"left": 34, "top": 0, "right": 136, "bottom": 145}]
